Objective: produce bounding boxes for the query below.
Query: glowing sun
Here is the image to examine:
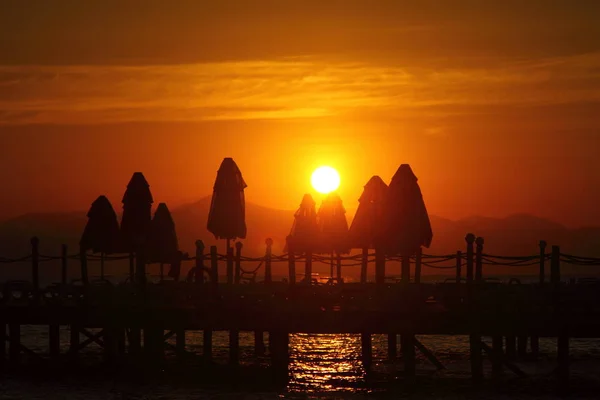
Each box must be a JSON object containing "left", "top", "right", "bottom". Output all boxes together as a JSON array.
[{"left": 311, "top": 166, "right": 340, "bottom": 194}]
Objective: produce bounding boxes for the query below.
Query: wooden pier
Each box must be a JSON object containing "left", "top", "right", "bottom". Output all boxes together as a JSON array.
[{"left": 2, "top": 235, "right": 600, "bottom": 393}]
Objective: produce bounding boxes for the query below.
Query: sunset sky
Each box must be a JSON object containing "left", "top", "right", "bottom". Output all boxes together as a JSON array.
[{"left": 1, "top": 1, "right": 599, "bottom": 227}]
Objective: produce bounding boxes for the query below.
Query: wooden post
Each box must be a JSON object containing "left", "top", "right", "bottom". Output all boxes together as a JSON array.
[
  {"left": 336, "top": 252, "right": 342, "bottom": 281},
  {"left": 61, "top": 244, "right": 68, "bottom": 285},
  {"left": 414, "top": 248, "right": 422, "bottom": 284},
  {"left": 387, "top": 333, "right": 397, "bottom": 359},
  {"left": 402, "top": 333, "right": 416, "bottom": 378},
  {"left": 401, "top": 253, "right": 410, "bottom": 284},
  {"left": 456, "top": 251, "right": 462, "bottom": 283},
  {"left": 80, "top": 246, "right": 89, "bottom": 286},
  {"left": 226, "top": 245, "right": 234, "bottom": 284},
  {"left": 288, "top": 245, "right": 296, "bottom": 285},
  {"left": 557, "top": 328, "right": 570, "bottom": 394},
  {"left": 49, "top": 324, "right": 60, "bottom": 360},
  {"left": 195, "top": 240, "right": 205, "bottom": 284},
  {"left": 539, "top": 240, "right": 547, "bottom": 285},
  {"left": 491, "top": 336, "right": 503, "bottom": 377},
  {"left": 31, "top": 237, "right": 40, "bottom": 303},
  {"left": 210, "top": 246, "right": 218, "bottom": 286},
  {"left": 254, "top": 331, "right": 265, "bottom": 356},
  {"left": 8, "top": 324, "right": 20, "bottom": 366},
  {"left": 361, "top": 333, "right": 372, "bottom": 373},
  {"left": 305, "top": 251, "right": 313, "bottom": 283},
  {"left": 235, "top": 242, "right": 243, "bottom": 284},
  {"left": 270, "top": 331, "right": 290, "bottom": 386},
  {"left": 475, "top": 237, "right": 484, "bottom": 282},
  {"left": 360, "top": 248, "right": 368, "bottom": 284},
  {"left": 517, "top": 336, "right": 527, "bottom": 358},
  {"left": 128, "top": 253, "right": 135, "bottom": 283},
  {"left": 265, "top": 238, "right": 273, "bottom": 284},
  {"left": 203, "top": 328, "right": 213, "bottom": 364},
  {"left": 375, "top": 248, "right": 385, "bottom": 285},
  {"left": 69, "top": 325, "right": 79, "bottom": 357},
  {"left": 0, "top": 321, "right": 5, "bottom": 368},
  {"left": 176, "top": 329, "right": 185, "bottom": 357},
  {"left": 100, "top": 253, "right": 105, "bottom": 280},
  {"left": 551, "top": 245, "right": 560, "bottom": 284},
  {"left": 465, "top": 233, "right": 475, "bottom": 283},
  {"left": 505, "top": 336, "right": 517, "bottom": 360},
  {"left": 229, "top": 330, "right": 240, "bottom": 365},
  {"left": 129, "top": 327, "right": 142, "bottom": 356}
]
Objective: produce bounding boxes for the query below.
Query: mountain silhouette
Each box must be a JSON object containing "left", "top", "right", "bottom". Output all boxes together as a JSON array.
[{"left": 0, "top": 197, "right": 599, "bottom": 282}]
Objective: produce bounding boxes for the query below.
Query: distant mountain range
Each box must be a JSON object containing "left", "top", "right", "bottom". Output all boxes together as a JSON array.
[
  {"left": 1, "top": 196, "right": 599, "bottom": 258},
  {"left": 0, "top": 196, "right": 599, "bottom": 281}
]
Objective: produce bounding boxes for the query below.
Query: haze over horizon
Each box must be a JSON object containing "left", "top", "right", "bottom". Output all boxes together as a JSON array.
[{"left": 2, "top": 1, "right": 599, "bottom": 227}]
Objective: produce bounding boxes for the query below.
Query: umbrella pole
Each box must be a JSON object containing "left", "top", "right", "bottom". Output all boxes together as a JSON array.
[
  {"left": 100, "top": 252, "right": 105, "bottom": 280},
  {"left": 330, "top": 252, "right": 334, "bottom": 281}
]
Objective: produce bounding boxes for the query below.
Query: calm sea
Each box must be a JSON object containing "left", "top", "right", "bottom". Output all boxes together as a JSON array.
[{"left": 3, "top": 327, "right": 600, "bottom": 399}]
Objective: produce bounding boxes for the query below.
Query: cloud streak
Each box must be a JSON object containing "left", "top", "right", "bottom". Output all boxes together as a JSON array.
[{"left": 1, "top": 52, "right": 599, "bottom": 124}]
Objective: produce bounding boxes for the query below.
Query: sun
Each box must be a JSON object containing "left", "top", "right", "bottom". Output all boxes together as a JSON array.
[{"left": 311, "top": 166, "right": 340, "bottom": 194}]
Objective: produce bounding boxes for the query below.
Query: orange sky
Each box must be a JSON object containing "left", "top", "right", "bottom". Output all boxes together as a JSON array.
[{"left": 1, "top": 1, "right": 599, "bottom": 226}]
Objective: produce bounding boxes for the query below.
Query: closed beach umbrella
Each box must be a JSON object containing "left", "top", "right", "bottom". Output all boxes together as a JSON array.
[
  {"left": 348, "top": 176, "right": 388, "bottom": 250},
  {"left": 80, "top": 195, "right": 120, "bottom": 279},
  {"left": 207, "top": 157, "right": 247, "bottom": 249},
  {"left": 80, "top": 195, "right": 120, "bottom": 254},
  {"left": 284, "top": 194, "right": 319, "bottom": 254},
  {"left": 317, "top": 192, "right": 350, "bottom": 281},
  {"left": 146, "top": 203, "right": 179, "bottom": 280},
  {"left": 380, "top": 164, "right": 433, "bottom": 255},
  {"left": 120, "top": 172, "right": 154, "bottom": 252}
]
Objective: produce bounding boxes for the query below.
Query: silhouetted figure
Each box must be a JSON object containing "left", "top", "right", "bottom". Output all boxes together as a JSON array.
[
  {"left": 120, "top": 172, "right": 153, "bottom": 252},
  {"left": 80, "top": 195, "right": 120, "bottom": 280},
  {"left": 348, "top": 176, "right": 389, "bottom": 249},
  {"left": 379, "top": 164, "right": 433, "bottom": 256},
  {"left": 207, "top": 158, "right": 247, "bottom": 250},
  {"left": 316, "top": 192, "right": 350, "bottom": 281},
  {"left": 146, "top": 203, "right": 179, "bottom": 280}
]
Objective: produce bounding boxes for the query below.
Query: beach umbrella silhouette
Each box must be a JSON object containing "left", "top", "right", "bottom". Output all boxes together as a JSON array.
[
  {"left": 80, "top": 195, "right": 120, "bottom": 280},
  {"left": 146, "top": 203, "right": 179, "bottom": 280},
  {"left": 316, "top": 192, "right": 350, "bottom": 280},
  {"left": 120, "top": 172, "right": 153, "bottom": 283},
  {"left": 120, "top": 172, "right": 154, "bottom": 252},
  {"left": 379, "top": 164, "right": 433, "bottom": 281},
  {"left": 348, "top": 176, "right": 389, "bottom": 250},
  {"left": 284, "top": 193, "right": 320, "bottom": 254},
  {"left": 207, "top": 157, "right": 247, "bottom": 250}
]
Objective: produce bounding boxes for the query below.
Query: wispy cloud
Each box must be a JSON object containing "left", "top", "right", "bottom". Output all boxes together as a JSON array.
[{"left": 1, "top": 52, "right": 599, "bottom": 124}]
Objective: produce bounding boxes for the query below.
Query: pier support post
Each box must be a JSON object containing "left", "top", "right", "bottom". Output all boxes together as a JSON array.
[
  {"left": 129, "top": 328, "right": 141, "bottom": 356},
  {"left": 505, "top": 336, "right": 517, "bottom": 360},
  {"left": 104, "top": 326, "right": 119, "bottom": 366},
  {"left": 0, "top": 322, "right": 6, "bottom": 369},
  {"left": 375, "top": 248, "right": 385, "bottom": 285},
  {"left": 8, "top": 324, "right": 20, "bottom": 366},
  {"left": 491, "top": 336, "right": 503, "bottom": 376},
  {"left": 255, "top": 331, "right": 265, "bottom": 356},
  {"left": 229, "top": 330, "right": 240, "bottom": 365},
  {"left": 557, "top": 329, "right": 570, "bottom": 394},
  {"left": 176, "top": 329, "right": 185, "bottom": 357},
  {"left": 361, "top": 333, "right": 372, "bottom": 373},
  {"left": 517, "top": 336, "right": 528, "bottom": 358},
  {"left": 69, "top": 325, "right": 79, "bottom": 358},
  {"left": 530, "top": 335, "right": 540, "bottom": 360},
  {"left": 270, "top": 331, "right": 289, "bottom": 386},
  {"left": 387, "top": 333, "right": 397, "bottom": 360},
  {"left": 401, "top": 333, "right": 416, "bottom": 378},
  {"left": 49, "top": 324, "right": 60, "bottom": 360},
  {"left": 203, "top": 329, "right": 213, "bottom": 364}
]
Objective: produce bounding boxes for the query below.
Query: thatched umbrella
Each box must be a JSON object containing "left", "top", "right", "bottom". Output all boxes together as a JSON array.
[
  {"left": 120, "top": 172, "right": 153, "bottom": 282},
  {"left": 80, "top": 195, "right": 120, "bottom": 280},
  {"left": 146, "top": 203, "right": 179, "bottom": 280},
  {"left": 348, "top": 176, "right": 388, "bottom": 283},
  {"left": 379, "top": 164, "right": 433, "bottom": 282},
  {"left": 207, "top": 158, "right": 247, "bottom": 251},
  {"left": 316, "top": 192, "right": 350, "bottom": 281},
  {"left": 284, "top": 194, "right": 319, "bottom": 283}
]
